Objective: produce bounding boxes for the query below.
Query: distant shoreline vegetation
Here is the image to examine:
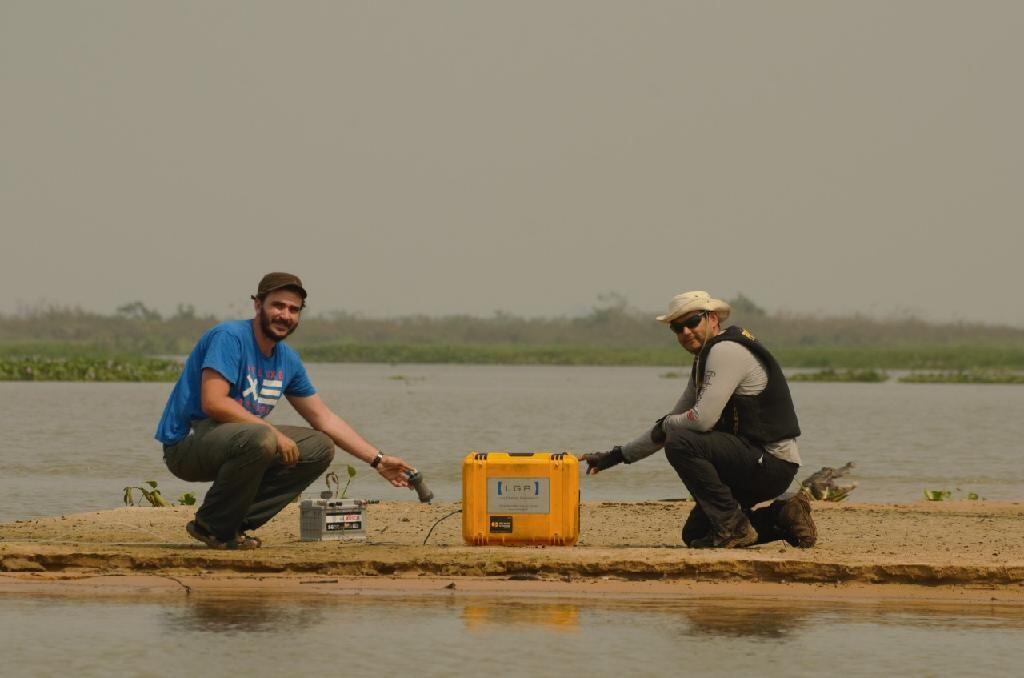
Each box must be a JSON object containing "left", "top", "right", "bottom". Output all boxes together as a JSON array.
[
  {"left": 3, "top": 347, "right": 1024, "bottom": 383},
  {"left": 296, "top": 344, "right": 1024, "bottom": 372},
  {"left": 0, "top": 356, "right": 182, "bottom": 382},
  {"left": 789, "top": 368, "right": 889, "bottom": 383},
  {"left": 2, "top": 295, "right": 1024, "bottom": 380},
  {"left": 787, "top": 368, "right": 1024, "bottom": 384},
  {"left": 898, "top": 370, "right": 1024, "bottom": 385}
]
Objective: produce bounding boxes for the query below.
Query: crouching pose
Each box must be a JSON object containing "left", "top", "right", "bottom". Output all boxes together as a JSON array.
[
  {"left": 155, "top": 272, "right": 414, "bottom": 549},
  {"left": 582, "top": 290, "right": 816, "bottom": 549}
]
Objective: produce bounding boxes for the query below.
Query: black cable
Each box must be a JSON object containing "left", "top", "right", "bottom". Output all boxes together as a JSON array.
[{"left": 422, "top": 509, "right": 461, "bottom": 545}]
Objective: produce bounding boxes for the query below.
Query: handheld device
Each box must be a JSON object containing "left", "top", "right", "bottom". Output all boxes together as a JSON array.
[{"left": 407, "top": 469, "right": 434, "bottom": 503}]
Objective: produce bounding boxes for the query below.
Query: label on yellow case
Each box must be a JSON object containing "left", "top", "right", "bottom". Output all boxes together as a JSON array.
[
  {"left": 489, "top": 516, "right": 513, "bottom": 533},
  {"left": 487, "top": 478, "right": 550, "bottom": 514}
]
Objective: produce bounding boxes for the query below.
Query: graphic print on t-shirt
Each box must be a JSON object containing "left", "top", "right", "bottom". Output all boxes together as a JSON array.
[{"left": 239, "top": 366, "right": 285, "bottom": 416}]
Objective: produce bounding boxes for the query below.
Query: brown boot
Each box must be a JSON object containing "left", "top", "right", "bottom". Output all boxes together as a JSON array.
[
  {"left": 776, "top": 493, "right": 817, "bottom": 548},
  {"left": 689, "top": 516, "right": 758, "bottom": 549}
]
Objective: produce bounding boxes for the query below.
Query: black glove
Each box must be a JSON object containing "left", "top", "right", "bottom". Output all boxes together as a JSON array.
[
  {"left": 650, "top": 415, "right": 668, "bottom": 445},
  {"left": 582, "top": 446, "right": 625, "bottom": 474}
]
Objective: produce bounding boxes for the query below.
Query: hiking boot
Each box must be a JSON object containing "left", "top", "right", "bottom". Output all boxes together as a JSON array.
[
  {"left": 688, "top": 532, "right": 714, "bottom": 549},
  {"left": 776, "top": 493, "right": 817, "bottom": 548},
  {"left": 688, "top": 517, "right": 758, "bottom": 549}
]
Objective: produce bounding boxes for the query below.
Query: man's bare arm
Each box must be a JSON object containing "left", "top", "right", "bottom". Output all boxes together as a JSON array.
[{"left": 287, "top": 393, "right": 412, "bottom": 487}]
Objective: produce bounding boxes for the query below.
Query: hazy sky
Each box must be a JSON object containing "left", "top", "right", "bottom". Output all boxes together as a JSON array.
[{"left": 2, "top": 2, "right": 1021, "bottom": 324}]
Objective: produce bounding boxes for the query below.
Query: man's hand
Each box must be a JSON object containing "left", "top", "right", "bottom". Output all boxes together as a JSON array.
[
  {"left": 275, "top": 431, "right": 300, "bottom": 466},
  {"left": 581, "top": 446, "right": 625, "bottom": 475},
  {"left": 376, "top": 454, "right": 414, "bottom": 488}
]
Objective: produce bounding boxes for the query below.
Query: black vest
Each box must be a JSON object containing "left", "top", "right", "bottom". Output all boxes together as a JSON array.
[{"left": 690, "top": 326, "right": 801, "bottom": 445}]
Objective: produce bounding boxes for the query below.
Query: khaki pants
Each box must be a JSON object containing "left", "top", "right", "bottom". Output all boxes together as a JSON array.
[{"left": 164, "top": 419, "right": 334, "bottom": 541}]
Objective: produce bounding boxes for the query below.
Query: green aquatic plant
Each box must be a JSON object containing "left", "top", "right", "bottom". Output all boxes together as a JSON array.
[
  {"left": 899, "top": 370, "right": 1024, "bottom": 384},
  {"left": 4, "top": 338, "right": 1024, "bottom": 370},
  {"left": 386, "top": 374, "right": 427, "bottom": 384},
  {"left": 771, "top": 345, "right": 1024, "bottom": 371},
  {"left": 0, "top": 356, "right": 182, "bottom": 382},
  {"left": 324, "top": 465, "right": 358, "bottom": 499},
  {"left": 122, "top": 481, "right": 197, "bottom": 507},
  {"left": 923, "top": 489, "right": 984, "bottom": 501},
  {"left": 789, "top": 368, "right": 889, "bottom": 383},
  {"left": 817, "top": 486, "right": 855, "bottom": 502},
  {"left": 123, "top": 480, "right": 171, "bottom": 507}
]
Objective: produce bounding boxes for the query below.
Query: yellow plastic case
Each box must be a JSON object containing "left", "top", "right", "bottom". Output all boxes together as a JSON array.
[{"left": 462, "top": 451, "right": 580, "bottom": 546}]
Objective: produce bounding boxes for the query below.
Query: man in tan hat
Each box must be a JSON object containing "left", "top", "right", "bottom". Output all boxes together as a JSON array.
[
  {"left": 582, "top": 291, "right": 815, "bottom": 549},
  {"left": 156, "top": 272, "right": 416, "bottom": 549}
]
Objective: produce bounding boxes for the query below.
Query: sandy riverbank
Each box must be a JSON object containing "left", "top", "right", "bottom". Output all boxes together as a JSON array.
[{"left": 2, "top": 501, "right": 1023, "bottom": 601}]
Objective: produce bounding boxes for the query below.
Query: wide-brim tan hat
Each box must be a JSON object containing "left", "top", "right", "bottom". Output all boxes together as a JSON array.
[{"left": 656, "top": 290, "right": 731, "bottom": 324}]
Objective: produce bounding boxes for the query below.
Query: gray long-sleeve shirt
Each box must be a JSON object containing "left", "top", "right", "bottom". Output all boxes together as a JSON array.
[{"left": 621, "top": 340, "right": 801, "bottom": 465}]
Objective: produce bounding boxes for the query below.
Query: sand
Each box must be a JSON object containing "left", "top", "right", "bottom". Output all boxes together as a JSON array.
[{"left": 2, "top": 500, "right": 1023, "bottom": 602}]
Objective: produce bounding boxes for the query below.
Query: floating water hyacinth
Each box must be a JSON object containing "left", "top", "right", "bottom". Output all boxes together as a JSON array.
[
  {"left": 923, "top": 489, "right": 984, "bottom": 501},
  {"left": 789, "top": 368, "right": 889, "bottom": 383},
  {"left": 899, "top": 371, "right": 1024, "bottom": 384},
  {"left": 0, "top": 357, "right": 182, "bottom": 382}
]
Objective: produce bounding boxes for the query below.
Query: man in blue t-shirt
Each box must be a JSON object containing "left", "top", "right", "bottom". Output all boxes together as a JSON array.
[{"left": 156, "top": 272, "right": 415, "bottom": 549}]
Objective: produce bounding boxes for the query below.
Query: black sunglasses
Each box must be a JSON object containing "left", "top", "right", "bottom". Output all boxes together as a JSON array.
[{"left": 669, "top": 312, "right": 706, "bottom": 333}]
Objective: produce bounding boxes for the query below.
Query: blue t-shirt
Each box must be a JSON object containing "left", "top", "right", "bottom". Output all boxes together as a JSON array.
[{"left": 155, "top": 320, "right": 316, "bottom": 446}]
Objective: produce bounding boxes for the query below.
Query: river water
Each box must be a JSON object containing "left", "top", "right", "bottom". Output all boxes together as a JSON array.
[
  {"left": 1, "top": 363, "right": 1021, "bottom": 521},
  {"left": 2, "top": 364, "right": 1023, "bottom": 675}
]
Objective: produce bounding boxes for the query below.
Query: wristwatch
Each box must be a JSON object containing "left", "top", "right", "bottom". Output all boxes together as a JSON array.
[{"left": 370, "top": 451, "right": 384, "bottom": 468}]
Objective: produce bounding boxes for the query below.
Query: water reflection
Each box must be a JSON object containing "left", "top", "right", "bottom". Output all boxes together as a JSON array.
[
  {"left": 167, "top": 595, "right": 326, "bottom": 633},
  {"left": 5, "top": 590, "right": 1024, "bottom": 677},
  {"left": 155, "top": 592, "right": 1024, "bottom": 641},
  {"left": 673, "top": 599, "right": 811, "bottom": 638},
  {"left": 462, "top": 601, "right": 580, "bottom": 631},
  {"left": 457, "top": 597, "right": 809, "bottom": 636}
]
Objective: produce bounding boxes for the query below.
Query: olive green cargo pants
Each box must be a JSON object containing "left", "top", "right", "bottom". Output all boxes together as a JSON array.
[{"left": 163, "top": 419, "right": 334, "bottom": 542}]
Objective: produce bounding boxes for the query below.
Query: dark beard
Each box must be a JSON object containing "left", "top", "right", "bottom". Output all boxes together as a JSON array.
[{"left": 259, "top": 308, "right": 297, "bottom": 342}]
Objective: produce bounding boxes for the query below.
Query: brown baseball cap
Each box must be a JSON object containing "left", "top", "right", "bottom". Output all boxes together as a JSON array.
[{"left": 255, "top": 272, "right": 307, "bottom": 299}]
